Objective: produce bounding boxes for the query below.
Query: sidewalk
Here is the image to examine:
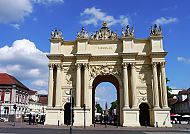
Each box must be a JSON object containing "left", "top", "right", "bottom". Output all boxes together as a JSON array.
[{"left": 0, "top": 122, "right": 190, "bottom": 132}]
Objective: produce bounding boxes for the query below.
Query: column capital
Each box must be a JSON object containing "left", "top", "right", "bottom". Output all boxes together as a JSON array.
[
  {"left": 130, "top": 62, "right": 136, "bottom": 69},
  {"left": 122, "top": 62, "right": 129, "bottom": 69},
  {"left": 48, "top": 63, "right": 54, "bottom": 69},
  {"left": 152, "top": 62, "right": 158, "bottom": 68},
  {"left": 83, "top": 63, "right": 89, "bottom": 69},
  {"left": 75, "top": 63, "right": 82, "bottom": 69},
  {"left": 55, "top": 63, "right": 61, "bottom": 70},
  {"left": 160, "top": 62, "right": 166, "bottom": 68}
]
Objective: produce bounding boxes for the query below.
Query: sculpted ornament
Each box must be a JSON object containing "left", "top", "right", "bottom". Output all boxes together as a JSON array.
[
  {"left": 137, "top": 97, "right": 147, "bottom": 105},
  {"left": 76, "top": 27, "right": 89, "bottom": 39},
  {"left": 90, "top": 22, "right": 118, "bottom": 40},
  {"left": 89, "top": 65, "right": 120, "bottom": 80},
  {"left": 65, "top": 73, "right": 72, "bottom": 85},
  {"left": 138, "top": 72, "right": 146, "bottom": 84},
  {"left": 150, "top": 24, "right": 162, "bottom": 36},
  {"left": 51, "top": 28, "right": 63, "bottom": 39}
]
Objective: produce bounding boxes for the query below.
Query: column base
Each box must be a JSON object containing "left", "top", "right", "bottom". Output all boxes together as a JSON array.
[
  {"left": 122, "top": 109, "right": 140, "bottom": 127},
  {"left": 150, "top": 108, "right": 172, "bottom": 127},
  {"left": 45, "top": 108, "right": 64, "bottom": 126},
  {"left": 73, "top": 107, "right": 91, "bottom": 126}
]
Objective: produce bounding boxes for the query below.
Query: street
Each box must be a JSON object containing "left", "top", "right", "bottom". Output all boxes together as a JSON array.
[{"left": 0, "top": 122, "right": 190, "bottom": 134}]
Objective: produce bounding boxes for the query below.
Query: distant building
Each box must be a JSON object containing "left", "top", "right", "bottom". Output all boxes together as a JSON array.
[
  {"left": 28, "top": 90, "right": 47, "bottom": 114},
  {"left": 0, "top": 73, "right": 29, "bottom": 121},
  {"left": 170, "top": 88, "right": 190, "bottom": 115}
]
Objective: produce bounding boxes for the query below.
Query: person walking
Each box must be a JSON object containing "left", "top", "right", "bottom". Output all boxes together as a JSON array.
[
  {"left": 32, "top": 115, "right": 36, "bottom": 125},
  {"left": 36, "top": 114, "right": 39, "bottom": 125},
  {"left": 29, "top": 113, "right": 32, "bottom": 125}
]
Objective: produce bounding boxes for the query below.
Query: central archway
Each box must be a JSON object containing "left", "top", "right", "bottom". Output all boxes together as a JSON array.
[{"left": 92, "top": 74, "right": 120, "bottom": 125}]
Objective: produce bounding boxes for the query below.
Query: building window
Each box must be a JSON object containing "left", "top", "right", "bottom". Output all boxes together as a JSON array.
[{"left": 4, "top": 92, "right": 10, "bottom": 103}]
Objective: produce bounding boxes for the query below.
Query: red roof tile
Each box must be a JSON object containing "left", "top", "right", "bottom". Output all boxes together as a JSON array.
[
  {"left": 39, "top": 95, "right": 48, "bottom": 105},
  {"left": 0, "top": 73, "right": 29, "bottom": 90},
  {"left": 179, "top": 90, "right": 190, "bottom": 95}
]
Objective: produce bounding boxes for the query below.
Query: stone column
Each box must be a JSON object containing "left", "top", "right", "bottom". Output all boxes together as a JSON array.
[
  {"left": 122, "top": 63, "right": 130, "bottom": 109},
  {"left": 55, "top": 63, "right": 62, "bottom": 108},
  {"left": 84, "top": 63, "right": 89, "bottom": 107},
  {"left": 160, "top": 62, "right": 168, "bottom": 108},
  {"left": 152, "top": 62, "right": 160, "bottom": 108},
  {"left": 48, "top": 63, "right": 54, "bottom": 107},
  {"left": 131, "top": 63, "right": 137, "bottom": 109},
  {"left": 76, "top": 63, "right": 82, "bottom": 108}
]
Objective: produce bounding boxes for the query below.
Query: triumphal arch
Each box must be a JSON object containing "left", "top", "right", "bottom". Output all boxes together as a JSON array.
[{"left": 45, "top": 22, "right": 171, "bottom": 127}]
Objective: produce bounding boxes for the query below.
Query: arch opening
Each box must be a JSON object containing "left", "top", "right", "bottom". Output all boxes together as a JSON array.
[{"left": 92, "top": 74, "right": 120, "bottom": 126}]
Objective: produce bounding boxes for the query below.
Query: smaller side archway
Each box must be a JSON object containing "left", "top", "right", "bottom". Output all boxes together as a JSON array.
[
  {"left": 139, "top": 103, "right": 150, "bottom": 126},
  {"left": 64, "top": 103, "right": 71, "bottom": 125}
]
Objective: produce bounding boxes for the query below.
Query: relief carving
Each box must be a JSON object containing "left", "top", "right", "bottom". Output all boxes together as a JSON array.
[
  {"left": 89, "top": 65, "right": 121, "bottom": 80},
  {"left": 65, "top": 73, "right": 72, "bottom": 85}
]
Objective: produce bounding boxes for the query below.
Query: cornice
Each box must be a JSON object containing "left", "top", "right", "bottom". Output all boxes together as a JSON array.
[
  {"left": 47, "top": 54, "right": 64, "bottom": 60},
  {"left": 149, "top": 52, "right": 168, "bottom": 58},
  {"left": 119, "top": 52, "right": 138, "bottom": 57},
  {"left": 148, "top": 36, "right": 163, "bottom": 40},
  {"left": 49, "top": 38, "right": 64, "bottom": 43}
]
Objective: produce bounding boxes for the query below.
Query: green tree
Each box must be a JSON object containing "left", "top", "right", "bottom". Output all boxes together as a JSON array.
[
  {"left": 109, "top": 100, "right": 117, "bottom": 114},
  {"left": 166, "top": 78, "right": 174, "bottom": 98},
  {"left": 96, "top": 103, "right": 102, "bottom": 113}
]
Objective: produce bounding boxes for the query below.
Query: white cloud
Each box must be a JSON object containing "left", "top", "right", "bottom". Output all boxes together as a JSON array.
[
  {"left": 80, "top": 7, "right": 129, "bottom": 27},
  {"left": 32, "top": 0, "right": 64, "bottom": 4},
  {"left": 37, "top": 89, "right": 48, "bottom": 95},
  {"left": 177, "top": 57, "right": 190, "bottom": 64},
  {"left": 153, "top": 17, "right": 178, "bottom": 25},
  {"left": 0, "top": 0, "right": 32, "bottom": 24},
  {"left": 32, "top": 80, "right": 48, "bottom": 87},
  {"left": 0, "top": 0, "right": 63, "bottom": 25},
  {"left": 0, "top": 39, "right": 48, "bottom": 90},
  {"left": 10, "top": 23, "right": 20, "bottom": 30}
]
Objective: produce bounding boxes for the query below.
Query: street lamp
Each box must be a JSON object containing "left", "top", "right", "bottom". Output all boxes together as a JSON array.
[
  {"left": 83, "top": 104, "right": 86, "bottom": 128},
  {"left": 70, "top": 88, "right": 73, "bottom": 134}
]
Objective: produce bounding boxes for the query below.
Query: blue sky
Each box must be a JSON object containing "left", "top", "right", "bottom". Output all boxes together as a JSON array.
[{"left": 0, "top": 0, "right": 190, "bottom": 108}]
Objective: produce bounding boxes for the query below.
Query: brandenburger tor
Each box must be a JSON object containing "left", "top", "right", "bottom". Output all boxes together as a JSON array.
[{"left": 45, "top": 22, "right": 171, "bottom": 127}]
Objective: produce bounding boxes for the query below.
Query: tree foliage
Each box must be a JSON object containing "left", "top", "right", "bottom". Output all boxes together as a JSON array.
[
  {"left": 96, "top": 103, "right": 102, "bottom": 113},
  {"left": 166, "top": 78, "right": 174, "bottom": 98},
  {"left": 109, "top": 100, "right": 117, "bottom": 114}
]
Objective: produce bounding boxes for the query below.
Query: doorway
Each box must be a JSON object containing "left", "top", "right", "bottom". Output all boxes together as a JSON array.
[{"left": 139, "top": 103, "right": 150, "bottom": 126}]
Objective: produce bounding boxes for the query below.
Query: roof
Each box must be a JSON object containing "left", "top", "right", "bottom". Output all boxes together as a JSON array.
[
  {"left": 178, "top": 90, "right": 190, "bottom": 95},
  {"left": 0, "top": 73, "right": 29, "bottom": 90},
  {"left": 168, "top": 98, "right": 178, "bottom": 105},
  {"left": 28, "top": 90, "right": 38, "bottom": 95},
  {"left": 39, "top": 95, "right": 48, "bottom": 105}
]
